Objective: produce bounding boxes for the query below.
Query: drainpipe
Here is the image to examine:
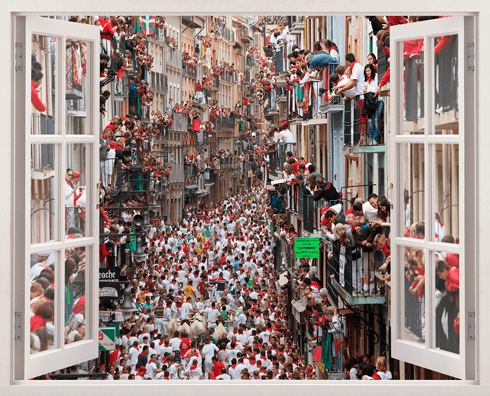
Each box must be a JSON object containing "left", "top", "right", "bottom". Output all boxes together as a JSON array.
[{"left": 345, "top": 16, "right": 349, "bottom": 57}]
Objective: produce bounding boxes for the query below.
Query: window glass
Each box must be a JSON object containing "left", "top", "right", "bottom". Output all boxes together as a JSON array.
[
  {"left": 432, "top": 143, "right": 459, "bottom": 243},
  {"left": 403, "top": 246, "right": 426, "bottom": 344},
  {"left": 432, "top": 35, "right": 459, "bottom": 135},
  {"left": 64, "top": 245, "right": 87, "bottom": 345},
  {"left": 402, "top": 38, "right": 425, "bottom": 135},
  {"left": 31, "top": 35, "right": 58, "bottom": 135},
  {"left": 66, "top": 40, "right": 88, "bottom": 134},
  {"left": 65, "top": 143, "right": 88, "bottom": 238},
  {"left": 30, "top": 251, "right": 57, "bottom": 355},
  {"left": 434, "top": 249, "right": 460, "bottom": 354},
  {"left": 31, "top": 143, "right": 57, "bottom": 244},
  {"left": 401, "top": 143, "right": 425, "bottom": 239}
]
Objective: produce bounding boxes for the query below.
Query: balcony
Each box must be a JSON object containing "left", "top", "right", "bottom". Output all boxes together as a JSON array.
[
  {"left": 169, "top": 163, "right": 184, "bottom": 183},
  {"left": 182, "top": 63, "right": 197, "bottom": 80},
  {"left": 215, "top": 116, "right": 236, "bottom": 130},
  {"left": 148, "top": 71, "right": 168, "bottom": 93},
  {"left": 219, "top": 71, "right": 235, "bottom": 84},
  {"left": 269, "top": 142, "right": 288, "bottom": 177},
  {"left": 205, "top": 168, "right": 216, "bottom": 185},
  {"left": 326, "top": 241, "right": 386, "bottom": 305},
  {"left": 166, "top": 47, "right": 182, "bottom": 70},
  {"left": 168, "top": 112, "right": 188, "bottom": 132},
  {"left": 219, "top": 26, "right": 233, "bottom": 41},
  {"left": 182, "top": 16, "right": 204, "bottom": 29}
]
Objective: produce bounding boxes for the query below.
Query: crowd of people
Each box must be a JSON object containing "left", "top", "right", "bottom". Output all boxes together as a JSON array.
[{"left": 98, "top": 190, "right": 326, "bottom": 381}]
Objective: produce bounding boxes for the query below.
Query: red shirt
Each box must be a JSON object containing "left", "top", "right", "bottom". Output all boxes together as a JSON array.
[
  {"left": 31, "top": 80, "right": 46, "bottom": 112},
  {"left": 213, "top": 361, "right": 225, "bottom": 377},
  {"left": 180, "top": 337, "right": 192, "bottom": 355}
]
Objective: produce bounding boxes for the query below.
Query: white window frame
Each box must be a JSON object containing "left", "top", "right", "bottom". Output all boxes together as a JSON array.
[
  {"left": 1, "top": 3, "right": 488, "bottom": 396},
  {"left": 12, "top": 16, "right": 100, "bottom": 380},
  {"left": 390, "top": 16, "right": 476, "bottom": 380}
]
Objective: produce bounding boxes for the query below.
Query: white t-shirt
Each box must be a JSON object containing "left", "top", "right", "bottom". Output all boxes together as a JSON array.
[
  {"left": 277, "top": 129, "right": 296, "bottom": 143},
  {"left": 350, "top": 62, "right": 365, "bottom": 98},
  {"left": 362, "top": 201, "right": 382, "bottom": 222}
]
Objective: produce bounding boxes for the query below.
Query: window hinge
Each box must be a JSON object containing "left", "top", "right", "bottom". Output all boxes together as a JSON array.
[
  {"left": 468, "top": 312, "right": 476, "bottom": 341},
  {"left": 14, "top": 312, "right": 22, "bottom": 341},
  {"left": 467, "top": 43, "right": 475, "bottom": 71},
  {"left": 15, "top": 43, "right": 23, "bottom": 72}
]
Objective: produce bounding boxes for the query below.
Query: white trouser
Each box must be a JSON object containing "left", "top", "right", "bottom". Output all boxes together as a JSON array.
[
  {"left": 156, "top": 319, "right": 169, "bottom": 336},
  {"left": 204, "top": 360, "right": 213, "bottom": 380}
]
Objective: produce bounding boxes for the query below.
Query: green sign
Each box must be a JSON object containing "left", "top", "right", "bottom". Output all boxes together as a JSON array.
[
  {"left": 98, "top": 327, "right": 116, "bottom": 351},
  {"left": 294, "top": 238, "right": 320, "bottom": 259}
]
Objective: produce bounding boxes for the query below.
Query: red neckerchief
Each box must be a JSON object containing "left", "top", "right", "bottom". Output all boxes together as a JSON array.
[
  {"left": 330, "top": 46, "right": 338, "bottom": 53},
  {"left": 367, "top": 76, "right": 373, "bottom": 84},
  {"left": 190, "top": 364, "right": 198, "bottom": 370},
  {"left": 349, "top": 61, "right": 357, "bottom": 73}
]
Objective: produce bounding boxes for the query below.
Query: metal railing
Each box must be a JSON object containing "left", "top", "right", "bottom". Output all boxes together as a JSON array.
[
  {"left": 220, "top": 71, "right": 234, "bottom": 83},
  {"left": 343, "top": 97, "right": 361, "bottom": 146},
  {"left": 326, "top": 240, "right": 386, "bottom": 298},
  {"left": 269, "top": 143, "right": 287, "bottom": 174},
  {"left": 169, "top": 163, "right": 184, "bottom": 183},
  {"left": 184, "top": 164, "right": 198, "bottom": 179},
  {"left": 219, "top": 26, "right": 232, "bottom": 41},
  {"left": 168, "top": 113, "right": 188, "bottom": 132},
  {"left": 166, "top": 47, "right": 182, "bottom": 70},
  {"left": 216, "top": 116, "right": 235, "bottom": 130},
  {"left": 183, "top": 63, "right": 197, "bottom": 80},
  {"left": 205, "top": 168, "right": 216, "bottom": 184}
]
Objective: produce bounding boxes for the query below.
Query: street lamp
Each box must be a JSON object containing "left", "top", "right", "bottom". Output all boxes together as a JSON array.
[
  {"left": 150, "top": 193, "right": 159, "bottom": 209},
  {"left": 131, "top": 236, "right": 146, "bottom": 262},
  {"left": 141, "top": 209, "right": 150, "bottom": 231},
  {"left": 117, "top": 286, "right": 138, "bottom": 320}
]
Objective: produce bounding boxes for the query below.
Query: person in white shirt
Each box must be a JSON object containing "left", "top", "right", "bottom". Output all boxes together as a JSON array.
[
  {"left": 184, "top": 358, "right": 203, "bottom": 380},
  {"left": 201, "top": 337, "right": 219, "bottom": 379},
  {"left": 336, "top": 53, "right": 366, "bottom": 139}
]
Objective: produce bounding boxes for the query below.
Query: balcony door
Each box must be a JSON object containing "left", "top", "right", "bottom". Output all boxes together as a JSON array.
[{"left": 390, "top": 16, "right": 476, "bottom": 379}]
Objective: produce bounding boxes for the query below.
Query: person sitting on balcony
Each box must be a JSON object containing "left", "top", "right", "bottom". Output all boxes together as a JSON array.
[{"left": 336, "top": 53, "right": 367, "bottom": 141}]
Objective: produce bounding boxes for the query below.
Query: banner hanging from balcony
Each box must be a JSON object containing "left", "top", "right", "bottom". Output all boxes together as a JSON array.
[
  {"left": 138, "top": 16, "right": 156, "bottom": 35},
  {"left": 294, "top": 237, "right": 320, "bottom": 259}
]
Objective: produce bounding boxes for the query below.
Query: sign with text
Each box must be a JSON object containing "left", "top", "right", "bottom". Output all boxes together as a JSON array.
[
  {"left": 99, "top": 267, "right": 121, "bottom": 300},
  {"left": 99, "top": 310, "right": 125, "bottom": 323},
  {"left": 294, "top": 238, "right": 320, "bottom": 259},
  {"left": 98, "top": 327, "right": 116, "bottom": 351}
]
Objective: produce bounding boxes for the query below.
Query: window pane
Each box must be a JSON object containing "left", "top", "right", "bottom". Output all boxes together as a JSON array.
[
  {"left": 432, "top": 35, "right": 459, "bottom": 135},
  {"left": 31, "top": 143, "right": 57, "bottom": 244},
  {"left": 65, "top": 245, "right": 86, "bottom": 345},
  {"left": 434, "top": 249, "right": 460, "bottom": 354},
  {"left": 433, "top": 143, "right": 459, "bottom": 243},
  {"left": 402, "top": 38, "right": 425, "bottom": 135},
  {"left": 401, "top": 143, "right": 425, "bottom": 239},
  {"left": 65, "top": 143, "right": 87, "bottom": 238},
  {"left": 65, "top": 40, "right": 88, "bottom": 134},
  {"left": 403, "top": 246, "right": 425, "bottom": 344},
  {"left": 31, "top": 35, "right": 58, "bottom": 135},
  {"left": 30, "top": 251, "right": 57, "bottom": 355}
]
